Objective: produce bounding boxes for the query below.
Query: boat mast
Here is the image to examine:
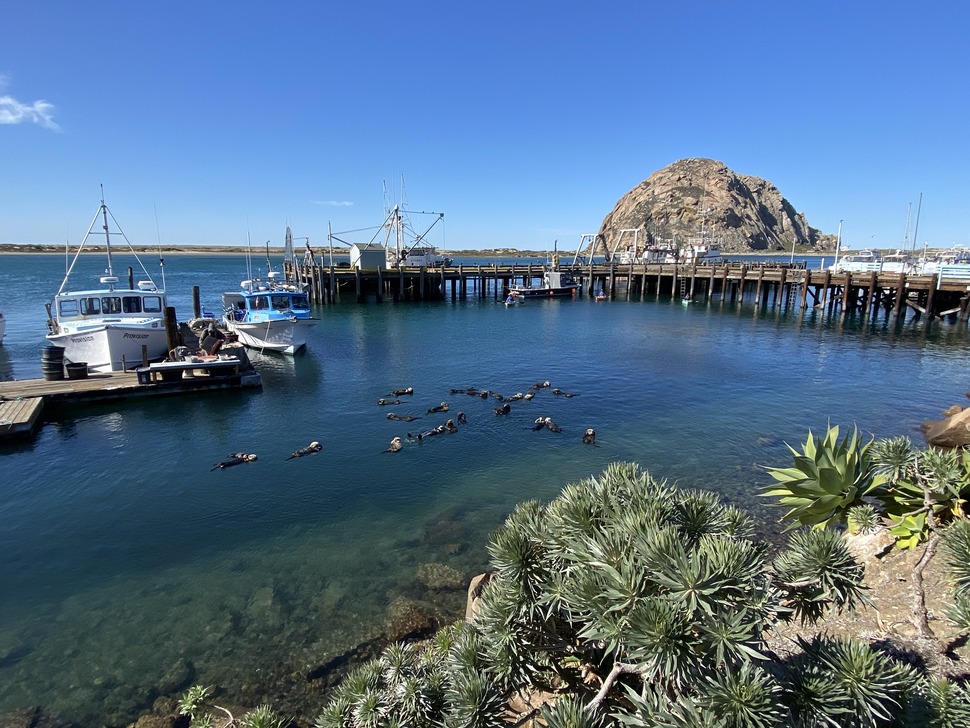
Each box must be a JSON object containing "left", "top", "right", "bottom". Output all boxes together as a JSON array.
[
  {"left": 100, "top": 186, "right": 114, "bottom": 279},
  {"left": 834, "top": 219, "right": 844, "bottom": 270},
  {"left": 902, "top": 202, "right": 913, "bottom": 251},
  {"left": 912, "top": 192, "right": 923, "bottom": 256}
]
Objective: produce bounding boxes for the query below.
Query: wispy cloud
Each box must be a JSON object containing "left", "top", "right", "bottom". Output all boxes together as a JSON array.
[
  {"left": 311, "top": 200, "right": 355, "bottom": 207},
  {"left": 0, "top": 74, "right": 61, "bottom": 131}
]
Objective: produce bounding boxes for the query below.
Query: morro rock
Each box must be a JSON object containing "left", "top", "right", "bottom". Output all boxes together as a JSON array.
[{"left": 594, "top": 158, "right": 835, "bottom": 255}]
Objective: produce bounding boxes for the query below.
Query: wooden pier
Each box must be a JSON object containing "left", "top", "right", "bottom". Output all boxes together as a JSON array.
[
  {"left": 286, "top": 260, "right": 970, "bottom": 323},
  {"left": 0, "top": 365, "right": 261, "bottom": 441}
]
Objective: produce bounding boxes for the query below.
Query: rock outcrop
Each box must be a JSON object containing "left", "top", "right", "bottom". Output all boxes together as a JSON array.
[
  {"left": 922, "top": 404, "right": 970, "bottom": 448},
  {"left": 594, "top": 158, "right": 835, "bottom": 255}
]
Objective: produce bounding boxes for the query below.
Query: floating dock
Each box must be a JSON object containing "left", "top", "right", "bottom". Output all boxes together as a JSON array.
[{"left": 0, "top": 364, "right": 261, "bottom": 441}]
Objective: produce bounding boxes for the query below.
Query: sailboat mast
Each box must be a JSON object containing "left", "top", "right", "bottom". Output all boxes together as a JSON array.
[{"left": 911, "top": 192, "right": 923, "bottom": 254}]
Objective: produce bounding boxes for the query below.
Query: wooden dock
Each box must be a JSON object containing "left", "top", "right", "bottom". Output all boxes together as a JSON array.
[
  {"left": 0, "top": 366, "right": 261, "bottom": 441},
  {"left": 0, "top": 396, "right": 44, "bottom": 439},
  {"left": 284, "top": 261, "right": 970, "bottom": 324}
]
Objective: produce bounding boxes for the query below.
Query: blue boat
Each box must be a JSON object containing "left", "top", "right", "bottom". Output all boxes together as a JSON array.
[{"left": 222, "top": 271, "right": 317, "bottom": 354}]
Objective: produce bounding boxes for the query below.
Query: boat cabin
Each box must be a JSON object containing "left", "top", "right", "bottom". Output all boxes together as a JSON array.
[
  {"left": 223, "top": 288, "right": 312, "bottom": 323},
  {"left": 53, "top": 281, "right": 165, "bottom": 325}
]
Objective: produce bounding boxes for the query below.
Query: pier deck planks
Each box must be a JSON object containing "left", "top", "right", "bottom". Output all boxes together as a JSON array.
[{"left": 0, "top": 396, "right": 45, "bottom": 439}]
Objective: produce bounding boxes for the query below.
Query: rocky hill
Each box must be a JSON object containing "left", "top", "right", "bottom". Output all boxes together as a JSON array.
[{"left": 593, "top": 158, "right": 836, "bottom": 255}]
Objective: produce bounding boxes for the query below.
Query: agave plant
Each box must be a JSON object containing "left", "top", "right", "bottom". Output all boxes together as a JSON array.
[
  {"left": 314, "top": 462, "right": 929, "bottom": 727},
  {"left": 782, "top": 636, "right": 916, "bottom": 727},
  {"left": 540, "top": 696, "right": 605, "bottom": 728},
  {"left": 763, "top": 425, "right": 885, "bottom": 529},
  {"left": 904, "top": 676, "right": 970, "bottom": 727},
  {"left": 772, "top": 528, "right": 867, "bottom": 623},
  {"left": 846, "top": 503, "right": 881, "bottom": 534},
  {"left": 240, "top": 705, "right": 287, "bottom": 728}
]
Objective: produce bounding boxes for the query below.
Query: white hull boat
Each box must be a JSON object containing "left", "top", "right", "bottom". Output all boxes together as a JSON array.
[
  {"left": 222, "top": 260, "right": 318, "bottom": 354},
  {"left": 226, "top": 317, "right": 317, "bottom": 354},
  {"left": 46, "top": 320, "right": 170, "bottom": 371},
  {"left": 45, "top": 196, "right": 170, "bottom": 372}
]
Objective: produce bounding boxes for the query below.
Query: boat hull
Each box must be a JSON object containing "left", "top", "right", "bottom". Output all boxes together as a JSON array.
[
  {"left": 46, "top": 321, "right": 170, "bottom": 372},
  {"left": 225, "top": 318, "right": 317, "bottom": 354},
  {"left": 508, "top": 287, "right": 579, "bottom": 298}
]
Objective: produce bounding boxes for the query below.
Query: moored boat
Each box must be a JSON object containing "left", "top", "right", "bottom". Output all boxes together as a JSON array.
[
  {"left": 830, "top": 249, "right": 881, "bottom": 273},
  {"left": 507, "top": 267, "right": 581, "bottom": 298},
  {"left": 45, "top": 197, "right": 171, "bottom": 372},
  {"left": 222, "top": 271, "right": 317, "bottom": 354}
]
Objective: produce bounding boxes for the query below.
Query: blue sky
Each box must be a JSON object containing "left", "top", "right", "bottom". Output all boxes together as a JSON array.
[{"left": 2, "top": 1, "right": 966, "bottom": 251}]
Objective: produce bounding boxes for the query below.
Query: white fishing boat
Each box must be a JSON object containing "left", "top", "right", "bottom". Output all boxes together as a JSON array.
[
  {"left": 507, "top": 267, "right": 581, "bottom": 299},
  {"left": 45, "top": 196, "right": 171, "bottom": 372},
  {"left": 879, "top": 250, "right": 917, "bottom": 274},
  {"left": 380, "top": 178, "right": 450, "bottom": 268},
  {"left": 830, "top": 249, "right": 882, "bottom": 273},
  {"left": 222, "top": 238, "right": 318, "bottom": 354}
]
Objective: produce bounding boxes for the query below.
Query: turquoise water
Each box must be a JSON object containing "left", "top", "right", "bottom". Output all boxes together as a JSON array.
[{"left": 1, "top": 253, "right": 969, "bottom": 725}]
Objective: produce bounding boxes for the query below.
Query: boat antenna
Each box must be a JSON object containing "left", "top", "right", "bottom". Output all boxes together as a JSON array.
[
  {"left": 265, "top": 239, "right": 272, "bottom": 276},
  {"left": 153, "top": 203, "right": 167, "bottom": 292}
]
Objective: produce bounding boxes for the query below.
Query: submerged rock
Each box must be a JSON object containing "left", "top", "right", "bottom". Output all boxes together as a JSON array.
[{"left": 415, "top": 562, "right": 465, "bottom": 591}]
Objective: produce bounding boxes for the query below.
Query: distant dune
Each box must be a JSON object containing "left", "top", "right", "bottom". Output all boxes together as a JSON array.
[{"left": 0, "top": 244, "right": 553, "bottom": 258}]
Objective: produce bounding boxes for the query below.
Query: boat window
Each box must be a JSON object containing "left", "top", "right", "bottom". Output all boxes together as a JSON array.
[
  {"left": 142, "top": 296, "right": 162, "bottom": 313},
  {"left": 271, "top": 295, "right": 292, "bottom": 310},
  {"left": 122, "top": 296, "right": 142, "bottom": 313},
  {"left": 59, "top": 299, "right": 79, "bottom": 317},
  {"left": 292, "top": 294, "right": 309, "bottom": 309},
  {"left": 251, "top": 296, "right": 269, "bottom": 310},
  {"left": 80, "top": 297, "right": 101, "bottom": 315},
  {"left": 101, "top": 296, "right": 122, "bottom": 314}
]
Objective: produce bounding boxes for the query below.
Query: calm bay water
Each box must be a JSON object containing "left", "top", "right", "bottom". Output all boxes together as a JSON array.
[{"left": 1, "top": 253, "right": 969, "bottom": 725}]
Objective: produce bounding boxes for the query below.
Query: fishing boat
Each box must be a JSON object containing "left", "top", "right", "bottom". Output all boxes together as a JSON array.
[
  {"left": 506, "top": 267, "right": 581, "bottom": 299},
  {"left": 380, "top": 178, "right": 450, "bottom": 268},
  {"left": 45, "top": 196, "right": 171, "bottom": 372},
  {"left": 221, "top": 241, "right": 317, "bottom": 354},
  {"left": 390, "top": 244, "right": 451, "bottom": 268},
  {"left": 831, "top": 249, "right": 881, "bottom": 273}
]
